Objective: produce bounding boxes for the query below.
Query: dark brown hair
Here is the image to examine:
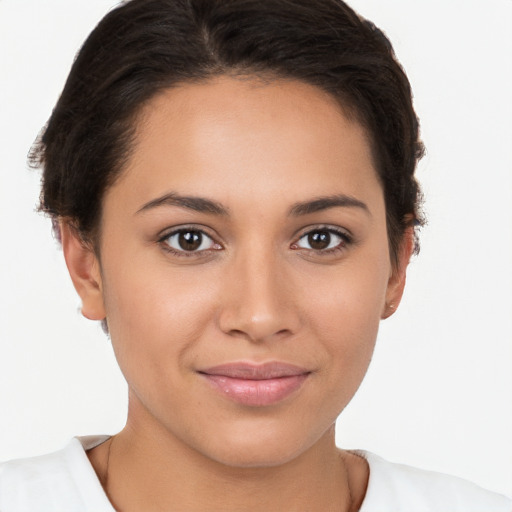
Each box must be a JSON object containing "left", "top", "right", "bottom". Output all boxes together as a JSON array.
[{"left": 31, "top": 0, "right": 424, "bottom": 264}]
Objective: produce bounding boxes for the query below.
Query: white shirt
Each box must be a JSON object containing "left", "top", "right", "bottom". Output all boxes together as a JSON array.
[{"left": 1, "top": 436, "right": 511, "bottom": 511}]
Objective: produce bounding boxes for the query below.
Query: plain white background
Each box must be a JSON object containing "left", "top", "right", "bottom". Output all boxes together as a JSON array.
[{"left": 0, "top": 0, "right": 511, "bottom": 497}]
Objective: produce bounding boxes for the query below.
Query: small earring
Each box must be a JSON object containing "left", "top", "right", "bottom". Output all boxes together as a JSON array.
[{"left": 387, "top": 303, "right": 396, "bottom": 310}]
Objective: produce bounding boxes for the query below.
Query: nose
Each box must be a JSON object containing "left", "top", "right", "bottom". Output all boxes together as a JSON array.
[{"left": 218, "top": 247, "right": 300, "bottom": 343}]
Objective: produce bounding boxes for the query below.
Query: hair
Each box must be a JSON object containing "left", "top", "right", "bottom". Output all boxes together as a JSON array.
[{"left": 31, "top": 0, "right": 424, "bottom": 265}]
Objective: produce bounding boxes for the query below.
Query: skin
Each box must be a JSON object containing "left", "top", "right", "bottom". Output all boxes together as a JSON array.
[{"left": 61, "top": 76, "right": 412, "bottom": 511}]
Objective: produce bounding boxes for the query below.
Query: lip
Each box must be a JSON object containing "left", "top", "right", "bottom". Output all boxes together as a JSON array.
[{"left": 198, "top": 362, "right": 310, "bottom": 407}]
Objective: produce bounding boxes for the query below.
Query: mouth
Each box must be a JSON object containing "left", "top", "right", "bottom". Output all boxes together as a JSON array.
[{"left": 198, "top": 362, "right": 311, "bottom": 407}]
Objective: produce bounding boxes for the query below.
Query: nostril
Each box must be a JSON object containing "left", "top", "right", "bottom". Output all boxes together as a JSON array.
[
  {"left": 218, "top": 283, "right": 300, "bottom": 342},
  {"left": 226, "top": 327, "right": 293, "bottom": 343},
  {"left": 228, "top": 329, "right": 251, "bottom": 340}
]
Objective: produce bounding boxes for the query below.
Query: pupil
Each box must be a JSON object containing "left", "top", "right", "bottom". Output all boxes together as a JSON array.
[
  {"left": 179, "top": 231, "right": 202, "bottom": 251},
  {"left": 308, "top": 231, "right": 330, "bottom": 250}
]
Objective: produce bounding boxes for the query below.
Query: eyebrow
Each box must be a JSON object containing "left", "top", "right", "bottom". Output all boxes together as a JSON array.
[
  {"left": 136, "top": 192, "right": 228, "bottom": 216},
  {"left": 288, "top": 194, "right": 370, "bottom": 217},
  {"left": 136, "top": 192, "right": 369, "bottom": 218}
]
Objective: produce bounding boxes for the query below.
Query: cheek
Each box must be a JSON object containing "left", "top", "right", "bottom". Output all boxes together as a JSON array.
[
  {"left": 100, "top": 253, "right": 220, "bottom": 376},
  {"left": 305, "top": 250, "right": 389, "bottom": 336},
  {"left": 303, "top": 246, "right": 390, "bottom": 379}
]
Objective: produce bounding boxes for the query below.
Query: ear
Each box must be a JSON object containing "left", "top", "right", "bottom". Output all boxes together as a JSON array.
[
  {"left": 60, "top": 222, "right": 106, "bottom": 321},
  {"left": 381, "top": 227, "right": 415, "bottom": 319}
]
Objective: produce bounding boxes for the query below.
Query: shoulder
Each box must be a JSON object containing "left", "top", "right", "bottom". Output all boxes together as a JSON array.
[
  {"left": 357, "top": 450, "right": 512, "bottom": 512},
  {"left": 0, "top": 436, "right": 113, "bottom": 512}
]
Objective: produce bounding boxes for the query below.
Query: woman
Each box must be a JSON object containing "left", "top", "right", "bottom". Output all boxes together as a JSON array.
[{"left": 1, "top": 0, "right": 510, "bottom": 510}]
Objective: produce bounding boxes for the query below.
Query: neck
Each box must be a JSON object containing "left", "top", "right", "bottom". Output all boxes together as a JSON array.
[{"left": 99, "top": 425, "right": 355, "bottom": 512}]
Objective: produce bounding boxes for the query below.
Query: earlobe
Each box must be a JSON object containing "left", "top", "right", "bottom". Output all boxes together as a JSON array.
[
  {"left": 60, "top": 222, "right": 106, "bottom": 321},
  {"left": 381, "top": 227, "right": 415, "bottom": 320}
]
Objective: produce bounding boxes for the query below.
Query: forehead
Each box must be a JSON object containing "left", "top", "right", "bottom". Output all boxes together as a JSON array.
[{"left": 108, "top": 76, "right": 382, "bottom": 213}]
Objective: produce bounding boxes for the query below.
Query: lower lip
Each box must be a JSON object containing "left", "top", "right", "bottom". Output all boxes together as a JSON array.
[{"left": 202, "top": 374, "right": 309, "bottom": 406}]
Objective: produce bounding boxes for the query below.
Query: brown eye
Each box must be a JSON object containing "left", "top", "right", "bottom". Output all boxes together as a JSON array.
[
  {"left": 164, "top": 229, "right": 217, "bottom": 253},
  {"left": 295, "top": 228, "right": 349, "bottom": 252},
  {"left": 307, "top": 230, "right": 331, "bottom": 250},
  {"left": 178, "top": 230, "right": 202, "bottom": 251}
]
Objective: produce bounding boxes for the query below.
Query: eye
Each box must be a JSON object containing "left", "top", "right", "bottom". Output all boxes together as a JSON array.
[
  {"left": 161, "top": 229, "right": 220, "bottom": 254},
  {"left": 293, "top": 228, "right": 350, "bottom": 252}
]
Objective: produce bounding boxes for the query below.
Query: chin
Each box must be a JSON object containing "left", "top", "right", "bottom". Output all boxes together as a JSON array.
[
  {"left": 194, "top": 419, "right": 329, "bottom": 469},
  {"left": 208, "top": 443, "right": 305, "bottom": 469}
]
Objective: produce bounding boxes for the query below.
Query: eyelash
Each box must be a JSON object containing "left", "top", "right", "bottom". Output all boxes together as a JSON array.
[
  {"left": 157, "top": 225, "right": 353, "bottom": 258},
  {"left": 158, "top": 227, "right": 221, "bottom": 258},
  {"left": 292, "top": 226, "right": 353, "bottom": 256}
]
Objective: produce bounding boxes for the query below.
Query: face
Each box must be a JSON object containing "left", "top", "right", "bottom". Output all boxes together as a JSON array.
[{"left": 66, "top": 76, "right": 408, "bottom": 468}]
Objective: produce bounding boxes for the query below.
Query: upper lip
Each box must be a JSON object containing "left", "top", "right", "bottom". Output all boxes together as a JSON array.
[{"left": 199, "top": 362, "right": 310, "bottom": 380}]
